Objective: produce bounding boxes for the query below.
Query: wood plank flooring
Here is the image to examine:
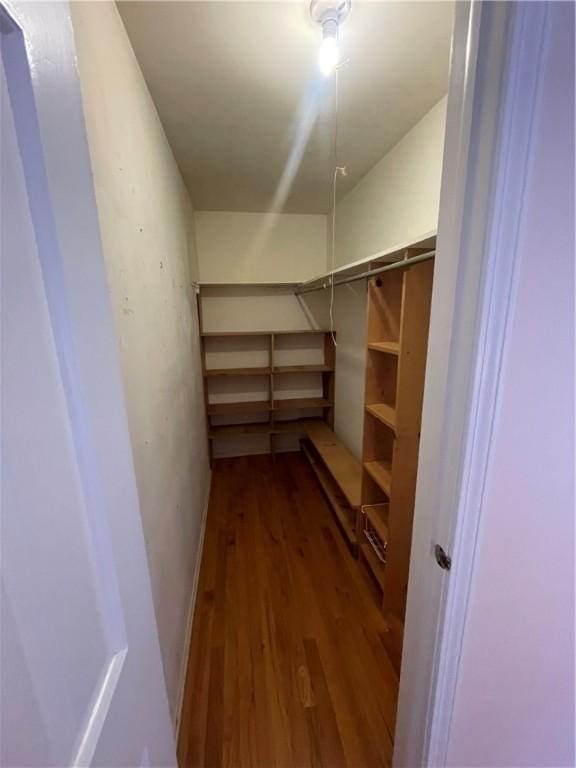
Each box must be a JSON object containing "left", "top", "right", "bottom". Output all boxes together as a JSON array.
[{"left": 177, "top": 453, "right": 399, "bottom": 768}]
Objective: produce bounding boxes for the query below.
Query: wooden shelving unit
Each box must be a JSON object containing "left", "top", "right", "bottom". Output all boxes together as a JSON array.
[
  {"left": 300, "top": 419, "right": 362, "bottom": 551},
  {"left": 199, "top": 329, "right": 336, "bottom": 462},
  {"left": 359, "top": 248, "right": 434, "bottom": 673}
]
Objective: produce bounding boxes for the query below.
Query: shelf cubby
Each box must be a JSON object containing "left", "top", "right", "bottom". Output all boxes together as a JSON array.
[
  {"left": 364, "top": 460, "right": 392, "bottom": 497},
  {"left": 366, "top": 268, "right": 404, "bottom": 345},
  {"left": 367, "top": 341, "right": 400, "bottom": 355}
]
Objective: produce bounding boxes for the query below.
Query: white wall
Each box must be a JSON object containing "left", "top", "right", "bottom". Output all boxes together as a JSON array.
[
  {"left": 71, "top": 1, "right": 210, "bottom": 726},
  {"left": 196, "top": 210, "right": 327, "bottom": 283},
  {"left": 305, "top": 99, "right": 447, "bottom": 459},
  {"left": 334, "top": 97, "right": 446, "bottom": 268},
  {"left": 446, "top": 5, "right": 574, "bottom": 764}
]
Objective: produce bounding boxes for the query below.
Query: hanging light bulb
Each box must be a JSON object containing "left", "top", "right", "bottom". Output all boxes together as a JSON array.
[
  {"left": 310, "top": 1, "right": 350, "bottom": 77},
  {"left": 318, "top": 19, "right": 339, "bottom": 76}
]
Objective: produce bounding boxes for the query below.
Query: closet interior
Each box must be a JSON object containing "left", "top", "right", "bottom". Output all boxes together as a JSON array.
[
  {"left": 114, "top": 1, "right": 454, "bottom": 762},
  {"left": 197, "top": 239, "right": 435, "bottom": 674}
]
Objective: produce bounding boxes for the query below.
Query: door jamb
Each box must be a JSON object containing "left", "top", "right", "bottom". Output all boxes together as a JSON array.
[{"left": 394, "top": 2, "right": 550, "bottom": 765}]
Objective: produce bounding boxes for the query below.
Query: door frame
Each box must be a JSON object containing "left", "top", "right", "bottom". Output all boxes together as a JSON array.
[{"left": 394, "top": 2, "right": 552, "bottom": 765}]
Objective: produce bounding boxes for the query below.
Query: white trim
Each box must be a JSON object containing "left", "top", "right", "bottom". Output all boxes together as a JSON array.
[
  {"left": 427, "top": 3, "right": 550, "bottom": 762},
  {"left": 395, "top": 2, "right": 552, "bottom": 765},
  {"left": 174, "top": 471, "right": 212, "bottom": 739}
]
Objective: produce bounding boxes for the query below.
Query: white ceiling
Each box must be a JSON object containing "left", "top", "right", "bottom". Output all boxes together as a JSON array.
[{"left": 118, "top": 1, "right": 453, "bottom": 214}]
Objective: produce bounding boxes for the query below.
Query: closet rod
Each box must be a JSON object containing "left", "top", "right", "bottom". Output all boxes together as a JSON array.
[{"left": 295, "top": 249, "right": 436, "bottom": 295}]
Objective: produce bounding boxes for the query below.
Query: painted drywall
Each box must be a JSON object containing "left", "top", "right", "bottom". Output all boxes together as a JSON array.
[
  {"left": 334, "top": 97, "right": 447, "bottom": 267},
  {"left": 313, "top": 282, "right": 367, "bottom": 458},
  {"left": 446, "top": 5, "right": 575, "bottom": 764},
  {"left": 196, "top": 211, "right": 327, "bottom": 283},
  {"left": 71, "top": 1, "right": 210, "bottom": 725},
  {"left": 304, "top": 99, "right": 447, "bottom": 459},
  {"left": 118, "top": 2, "right": 452, "bottom": 213}
]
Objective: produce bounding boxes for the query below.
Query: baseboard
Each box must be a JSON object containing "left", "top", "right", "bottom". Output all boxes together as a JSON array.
[{"left": 174, "top": 469, "right": 212, "bottom": 739}]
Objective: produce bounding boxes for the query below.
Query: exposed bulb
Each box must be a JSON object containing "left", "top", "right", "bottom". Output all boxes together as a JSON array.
[{"left": 319, "top": 33, "right": 338, "bottom": 76}]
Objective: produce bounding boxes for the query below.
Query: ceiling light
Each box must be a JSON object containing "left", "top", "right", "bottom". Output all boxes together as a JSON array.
[
  {"left": 310, "top": 0, "right": 351, "bottom": 77},
  {"left": 318, "top": 20, "right": 339, "bottom": 76}
]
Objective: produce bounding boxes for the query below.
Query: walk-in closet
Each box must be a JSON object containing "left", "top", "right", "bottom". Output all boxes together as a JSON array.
[
  {"left": 110, "top": 1, "right": 453, "bottom": 764},
  {"left": 5, "top": 0, "right": 574, "bottom": 765}
]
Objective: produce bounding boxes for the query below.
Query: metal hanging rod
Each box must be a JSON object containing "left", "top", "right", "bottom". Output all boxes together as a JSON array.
[{"left": 295, "top": 249, "right": 436, "bottom": 295}]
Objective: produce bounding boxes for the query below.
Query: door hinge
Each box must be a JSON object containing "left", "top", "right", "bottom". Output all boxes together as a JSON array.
[{"left": 434, "top": 544, "right": 452, "bottom": 571}]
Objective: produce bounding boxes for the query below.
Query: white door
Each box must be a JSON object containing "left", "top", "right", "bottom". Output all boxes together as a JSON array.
[
  {"left": 396, "top": 1, "right": 574, "bottom": 765},
  {"left": 0, "top": 3, "right": 175, "bottom": 766}
]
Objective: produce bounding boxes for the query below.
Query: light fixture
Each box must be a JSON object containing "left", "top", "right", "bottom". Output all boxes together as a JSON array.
[
  {"left": 310, "top": 1, "right": 351, "bottom": 77},
  {"left": 318, "top": 18, "right": 339, "bottom": 76}
]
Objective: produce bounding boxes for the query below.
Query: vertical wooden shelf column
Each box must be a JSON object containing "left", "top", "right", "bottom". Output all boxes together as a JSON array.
[{"left": 359, "top": 248, "right": 434, "bottom": 673}]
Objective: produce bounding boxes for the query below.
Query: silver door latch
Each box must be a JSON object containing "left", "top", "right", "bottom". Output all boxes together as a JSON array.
[{"left": 434, "top": 544, "right": 452, "bottom": 571}]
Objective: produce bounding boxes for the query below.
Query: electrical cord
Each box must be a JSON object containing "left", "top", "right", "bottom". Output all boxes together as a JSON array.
[{"left": 329, "top": 60, "right": 348, "bottom": 349}]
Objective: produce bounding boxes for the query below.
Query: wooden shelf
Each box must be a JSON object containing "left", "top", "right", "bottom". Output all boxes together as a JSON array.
[
  {"left": 209, "top": 422, "right": 271, "bottom": 438},
  {"left": 207, "top": 401, "right": 271, "bottom": 415},
  {"left": 301, "top": 439, "right": 357, "bottom": 546},
  {"left": 366, "top": 403, "right": 397, "bottom": 431},
  {"left": 201, "top": 329, "right": 331, "bottom": 337},
  {"left": 364, "top": 460, "right": 392, "bottom": 496},
  {"left": 274, "top": 330, "right": 330, "bottom": 336},
  {"left": 274, "top": 397, "right": 332, "bottom": 411},
  {"left": 304, "top": 420, "right": 362, "bottom": 510},
  {"left": 367, "top": 341, "right": 400, "bottom": 355},
  {"left": 273, "top": 364, "right": 333, "bottom": 374},
  {"left": 209, "top": 420, "right": 312, "bottom": 438},
  {"left": 199, "top": 322, "right": 336, "bottom": 462},
  {"left": 204, "top": 366, "right": 271, "bottom": 377},
  {"left": 201, "top": 331, "right": 271, "bottom": 337},
  {"left": 273, "top": 420, "right": 311, "bottom": 434}
]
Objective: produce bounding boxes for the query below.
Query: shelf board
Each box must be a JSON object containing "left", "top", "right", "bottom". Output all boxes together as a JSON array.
[
  {"left": 272, "top": 420, "right": 310, "bottom": 434},
  {"left": 301, "top": 440, "right": 357, "bottom": 545},
  {"left": 199, "top": 281, "right": 299, "bottom": 289},
  {"left": 297, "top": 231, "right": 436, "bottom": 291},
  {"left": 303, "top": 420, "right": 362, "bottom": 510},
  {"left": 274, "top": 329, "right": 331, "bottom": 335},
  {"left": 207, "top": 401, "right": 272, "bottom": 415},
  {"left": 363, "top": 503, "right": 389, "bottom": 543},
  {"left": 201, "top": 329, "right": 331, "bottom": 337},
  {"left": 209, "top": 422, "right": 271, "bottom": 438},
  {"left": 273, "top": 397, "right": 332, "bottom": 411},
  {"left": 201, "top": 331, "right": 271, "bottom": 337},
  {"left": 209, "top": 419, "right": 316, "bottom": 438},
  {"left": 364, "top": 460, "right": 392, "bottom": 496},
  {"left": 204, "top": 366, "right": 271, "bottom": 377},
  {"left": 273, "top": 364, "right": 333, "bottom": 374},
  {"left": 367, "top": 341, "right": 400, "bottom": 355},
  {"left": 366, "top": 403, "right": 397, "bottom": 431}
]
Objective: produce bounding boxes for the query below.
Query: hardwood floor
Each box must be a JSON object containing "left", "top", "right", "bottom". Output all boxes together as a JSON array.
[{"left": 177, "top": 453, "right": 399, "bottom": 768}]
